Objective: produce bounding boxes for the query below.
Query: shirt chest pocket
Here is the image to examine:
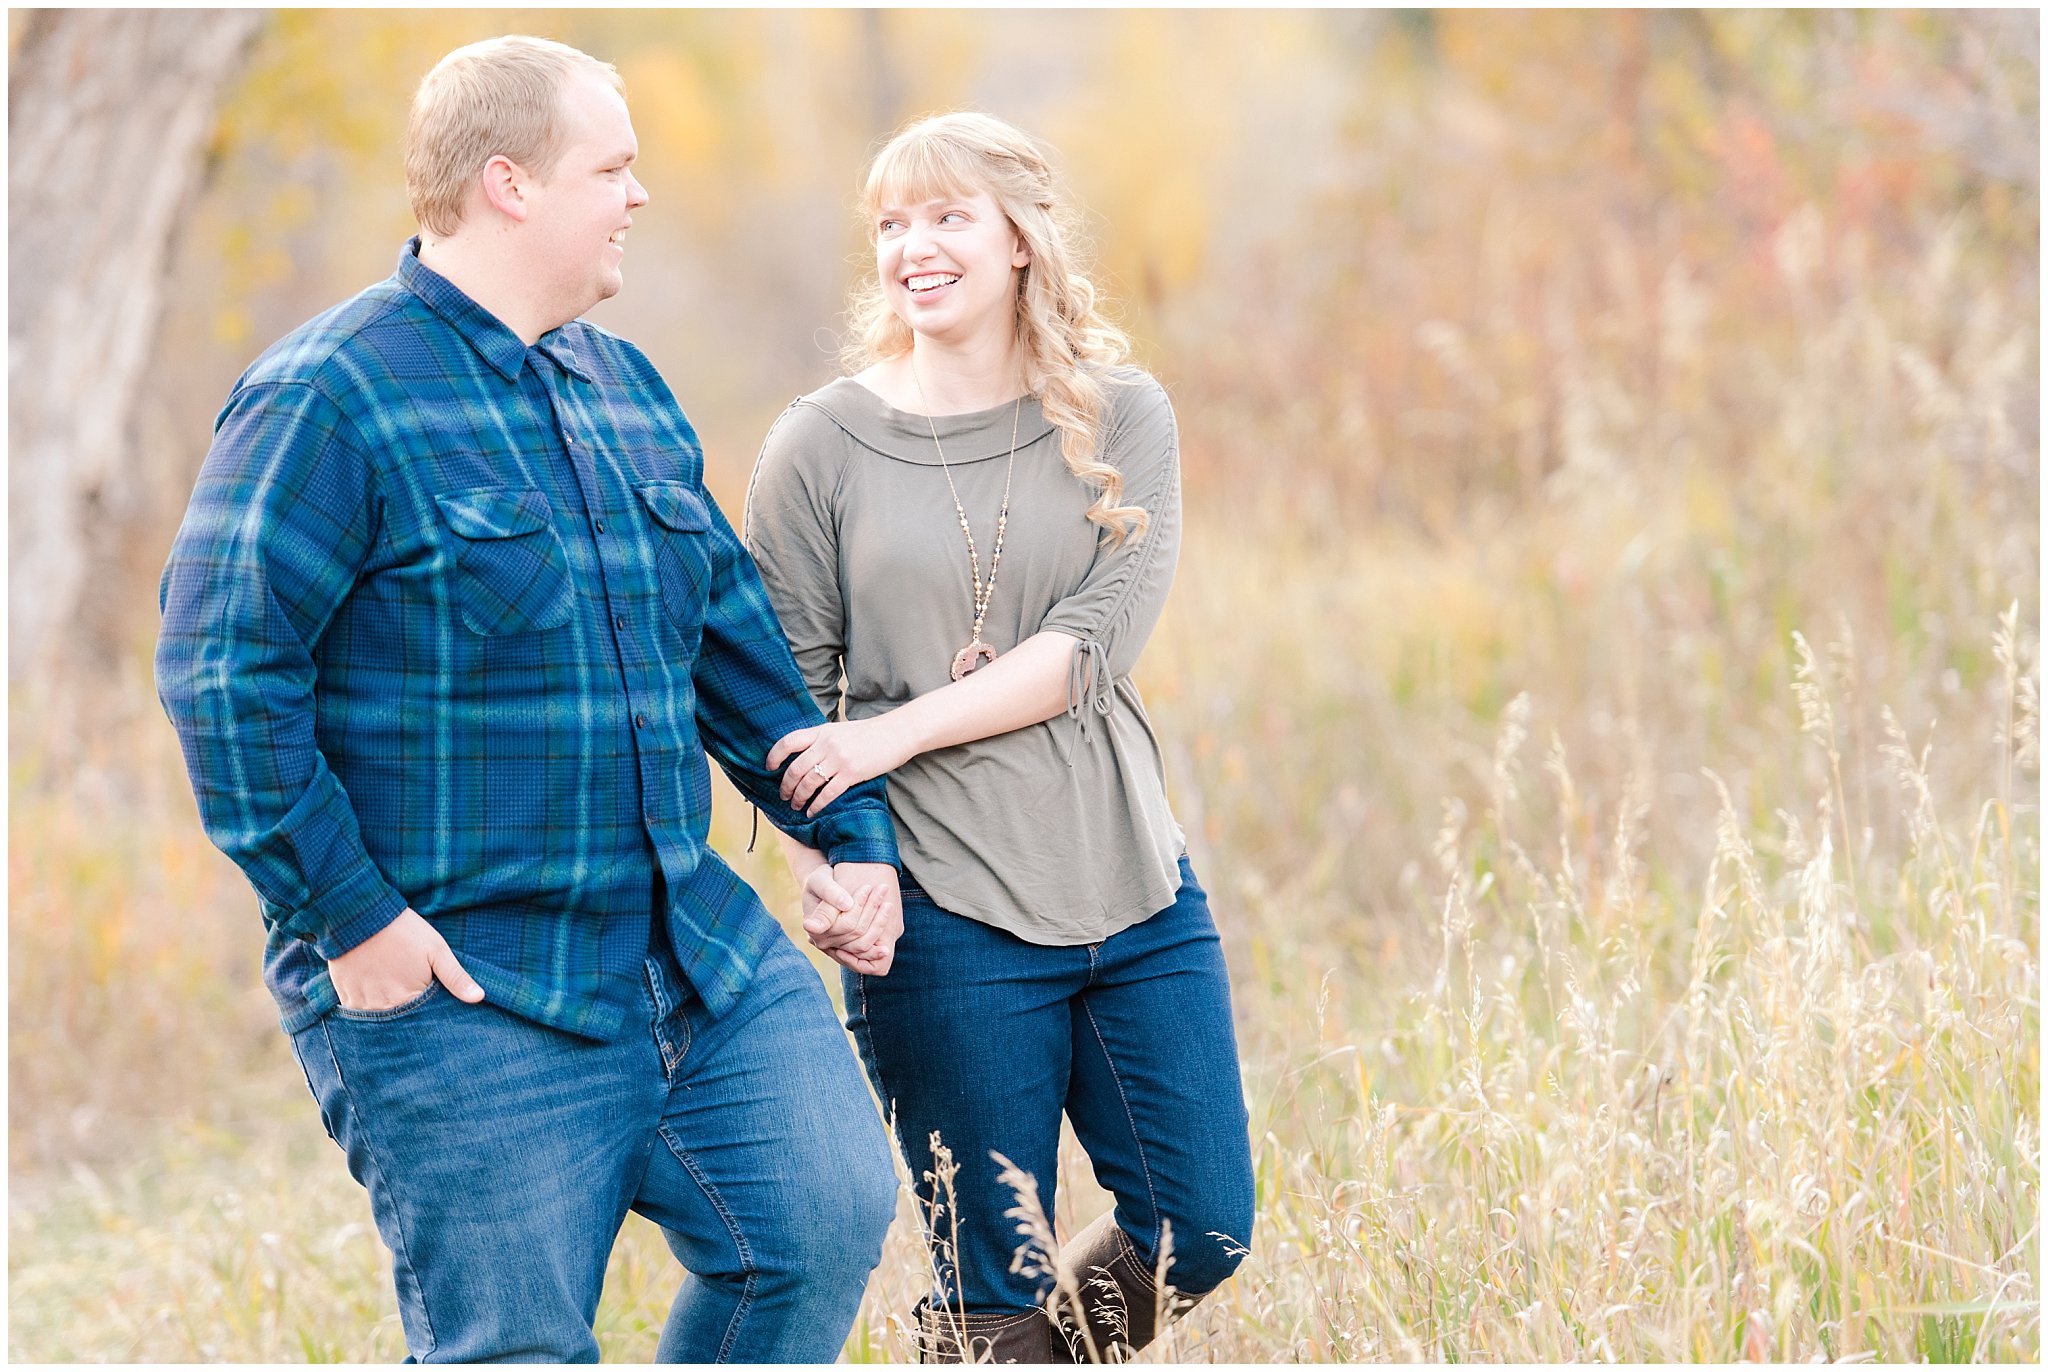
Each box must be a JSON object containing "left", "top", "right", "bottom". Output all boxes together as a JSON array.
[
  {"left": 434, "top": 488, "right": 576, "bottom": 636},
  {"left": 635, "top": 482, "right": 713, "bottom": 630}
]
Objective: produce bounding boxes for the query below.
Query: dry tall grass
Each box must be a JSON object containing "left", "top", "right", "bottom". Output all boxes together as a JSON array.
[{"left": 10, "top": 587, "right": 2034, "bottom": 1359}]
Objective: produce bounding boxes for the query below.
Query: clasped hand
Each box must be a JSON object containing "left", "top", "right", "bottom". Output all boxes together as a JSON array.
[
  {"left": 800, "top": 861, "right": 902, "bottom": 976},
  {"left": 767, "top": 716, "right": 912, "bottom": 816}
]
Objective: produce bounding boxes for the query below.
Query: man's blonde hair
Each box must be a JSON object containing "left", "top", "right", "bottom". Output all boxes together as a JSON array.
[{"left": 404, "top": 36, "right": 623, "bottom": 237}]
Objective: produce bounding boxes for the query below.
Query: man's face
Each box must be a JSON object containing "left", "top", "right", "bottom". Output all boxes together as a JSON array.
[{"left": 519, "top": 73, "right": 648, "bottom": 327}]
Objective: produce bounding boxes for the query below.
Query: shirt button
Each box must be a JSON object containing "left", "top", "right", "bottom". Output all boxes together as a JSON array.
[
  {"left": 564, "top": 434, "right": 576, "bottom": 446},
  {"left": 635, "top": 713, "right": 649, "bottom": 729},
  {"left": 594, "top": 519, "right": 606, "bottom": 534},
  {"left": 614, "top": 615, "right": 626, "bottom": 631}
]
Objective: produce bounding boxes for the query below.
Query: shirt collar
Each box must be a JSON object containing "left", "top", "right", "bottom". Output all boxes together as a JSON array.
[
  {"left": 396, "top": 238, "right": 593, "bottom": 385},
  {"left": 533, "top": 334, "right": 593, "bottom": 384}
]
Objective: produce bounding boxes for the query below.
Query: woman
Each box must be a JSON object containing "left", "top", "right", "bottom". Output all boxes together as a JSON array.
[{"left": 744, "top": 111, "right": 1253, "bottom": 1363}]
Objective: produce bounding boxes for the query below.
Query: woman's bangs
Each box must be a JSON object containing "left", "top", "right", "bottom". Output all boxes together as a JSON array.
[{"left": 867, "top": 135, "right": 986, "bottom": 217}]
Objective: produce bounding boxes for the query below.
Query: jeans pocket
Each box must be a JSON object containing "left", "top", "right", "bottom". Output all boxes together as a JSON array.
[
  {"left": 634, "top": 482, "right": 713, "bottom": 630},
  {"left": 330, "top": 981, "right": 446, "bottom": 1023},
  {"left": 436, "top": 487, "right": 576, "bottom": 636}
]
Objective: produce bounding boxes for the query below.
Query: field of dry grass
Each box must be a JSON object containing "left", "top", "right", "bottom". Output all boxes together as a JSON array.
[{"left": 11, "top": 485, "right": 2037, "bottom": 1361}]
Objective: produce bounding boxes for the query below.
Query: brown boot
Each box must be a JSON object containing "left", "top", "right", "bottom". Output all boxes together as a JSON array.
[
  {"left": 913, "top": 1296, "right": 1074, "bottom": 1364},
  {"left": 1055, "top": 1213, "right": 1202, "bottom": 1361}
]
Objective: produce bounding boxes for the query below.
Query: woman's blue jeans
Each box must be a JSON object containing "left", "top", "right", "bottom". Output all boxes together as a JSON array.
[
  {"left": 846, "top": 855, "right": 1255, "bottom": 1315},
  {"left": 290, "top": 928, "right": 898, "bottom": 1363}
]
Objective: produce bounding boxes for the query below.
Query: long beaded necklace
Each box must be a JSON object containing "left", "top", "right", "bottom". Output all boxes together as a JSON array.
[{"left": 913, "top": 364, "right": 1022, "bottom": 681}]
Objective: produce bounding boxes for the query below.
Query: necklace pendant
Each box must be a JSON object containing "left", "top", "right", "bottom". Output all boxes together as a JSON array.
[{"left": 950, "top": 639, "right": 997, "bottom": 681}]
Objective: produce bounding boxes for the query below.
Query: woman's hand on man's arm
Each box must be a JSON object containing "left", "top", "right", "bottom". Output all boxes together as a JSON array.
[{"left": 767, "top": 630, "right": 1079, "bottom": 815}]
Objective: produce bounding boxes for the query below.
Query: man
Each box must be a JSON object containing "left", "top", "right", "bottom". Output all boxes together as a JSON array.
[{"left": 156, "top": 36, "right": 903, "bottom": 1363}]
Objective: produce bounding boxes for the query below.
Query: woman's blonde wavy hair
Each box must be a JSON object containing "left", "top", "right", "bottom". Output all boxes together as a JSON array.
[{"left": 842, "top": 112, "right": 1148, "bottom": 545}]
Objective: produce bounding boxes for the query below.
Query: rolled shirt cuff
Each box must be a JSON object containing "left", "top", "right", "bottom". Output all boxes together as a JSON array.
[{"left": 809, "top": 800, "right": 900, "bottom": 868}]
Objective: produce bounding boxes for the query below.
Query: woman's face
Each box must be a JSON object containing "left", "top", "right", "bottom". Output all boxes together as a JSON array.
[{"left": 873, "top": 185, "right": 1032, "bottom": 352}]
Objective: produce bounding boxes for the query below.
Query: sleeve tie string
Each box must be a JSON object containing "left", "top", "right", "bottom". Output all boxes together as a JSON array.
[{"left": 1065, "top": 638, "right": 1115, "bottom": 747}]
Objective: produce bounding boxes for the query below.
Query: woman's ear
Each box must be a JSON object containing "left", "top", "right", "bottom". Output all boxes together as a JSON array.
[{"left": 1013, "top": 233, "right": 1033, "bottom": 270}]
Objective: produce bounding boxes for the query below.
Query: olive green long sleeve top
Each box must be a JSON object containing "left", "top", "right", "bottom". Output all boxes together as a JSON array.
[{"left": 742, "top": 367, "right": 1186, "bottom": 943}]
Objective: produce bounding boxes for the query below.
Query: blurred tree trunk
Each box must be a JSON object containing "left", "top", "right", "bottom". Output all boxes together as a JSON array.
[{"left": 8, "top": 8, "right": 261, "bottom": 712}]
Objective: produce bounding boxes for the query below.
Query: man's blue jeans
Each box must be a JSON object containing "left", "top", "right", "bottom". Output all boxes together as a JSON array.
[
  {"left": 290, "top": 927, "right": 897, "bottom": 1363},
  {"left": 846, "top": 855, "right": 1255, "bottom": 1315}
]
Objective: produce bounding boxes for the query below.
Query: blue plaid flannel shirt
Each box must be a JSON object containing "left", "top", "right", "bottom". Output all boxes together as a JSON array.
[{"left": 156, "top": 240, "right": 896, "bottom": 1039}]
